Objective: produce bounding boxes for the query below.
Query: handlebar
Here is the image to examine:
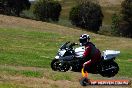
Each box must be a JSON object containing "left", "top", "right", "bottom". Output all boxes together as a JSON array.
[
  {"left": 60, "top": 41, "right": 70, "bottom": 50},
  {"left": 66, "top": 41, "right": 70, "bottom": 44},
  {"left": 69, "top": 43, "right": 78, "bottom": 49}
]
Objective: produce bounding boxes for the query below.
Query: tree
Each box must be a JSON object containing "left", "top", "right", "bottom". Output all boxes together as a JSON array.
[
  {"left": 8, "top": 0, "right": 31, "bottom": 16},
  {"left": 33, "top": 0, "right": 61, "bottom": 22},
  {"left": 0, "top": 0, "right": 10, "bottom": 14},
  {"left": 112, "top": 0, "right": 132, "bottom": 37},
  {"left": 121, "top": 0, "right": 132, "bottom": 22},
  {"left": 0, "top": 0, "right": 31, "bottom": 16},
  {"left": 69, "top": 1, "right": 103, "bottom": 32}
]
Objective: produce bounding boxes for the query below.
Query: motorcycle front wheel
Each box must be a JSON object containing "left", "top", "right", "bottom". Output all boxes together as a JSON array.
[
  {"left": 51, "top": 59, "right": 60, "bottom": 71},
  {"left": 51, "top": 59, "right": 70, "bottom": 72},
  {"left": 58, "top": 62, "right": 70, "bottom": 72}
]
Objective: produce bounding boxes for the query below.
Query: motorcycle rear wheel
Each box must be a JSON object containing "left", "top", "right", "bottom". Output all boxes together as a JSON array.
[{"left": 99, "top": 61, "right": 119, "bottom": 77}]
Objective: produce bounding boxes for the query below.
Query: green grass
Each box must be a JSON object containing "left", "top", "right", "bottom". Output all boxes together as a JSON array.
[
  {"left": 0, "top": 1, "right": 131, "bottom": 87},
  {"left": 0, "top": 27, "right": 62, "bottom": 68},
  {"left": 116, "top": 50, "right": 132, "bottom": 77},
  {"left": 0, "top": 67, "right": 43, "bottom": 77},
  {"left": 0, "top": 83, "right": 27, "bottom": 88},
  {"left": 48, "top": 72, "right": 72, "bottom": 81},
  {"left": 0, "top": 26, "right": 132, "bottom": 78}
]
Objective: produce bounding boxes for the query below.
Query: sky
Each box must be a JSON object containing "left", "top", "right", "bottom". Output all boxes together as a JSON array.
[{"left": 29, "top": 0, "right": 36, "bottom": 1}]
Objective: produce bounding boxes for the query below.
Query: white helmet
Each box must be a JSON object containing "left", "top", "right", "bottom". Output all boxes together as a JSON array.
[{"left": 79, "top": 34, "right": 90, "bottom": 46}]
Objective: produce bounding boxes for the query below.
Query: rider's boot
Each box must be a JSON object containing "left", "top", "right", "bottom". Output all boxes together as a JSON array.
[
  {"left": 81, "top": 68, "right": 88, "bottom": 78},
  {"left": 80, "top": 68, "right": 91, "bottom": 86}
]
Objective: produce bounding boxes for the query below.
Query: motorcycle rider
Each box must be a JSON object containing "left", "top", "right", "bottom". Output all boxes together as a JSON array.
[{"left": 79, "top": 34, "right": 101, "bottom": 77}]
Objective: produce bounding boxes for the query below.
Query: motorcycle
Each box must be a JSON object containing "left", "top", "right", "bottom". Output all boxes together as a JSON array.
[{"left": 51, "top": 41, "right": 120, "bottom": 77}]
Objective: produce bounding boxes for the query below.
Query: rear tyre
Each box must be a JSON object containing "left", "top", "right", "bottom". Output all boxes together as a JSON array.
[{"left": 99, "top": 61, "right": 119, "bottom": 77}]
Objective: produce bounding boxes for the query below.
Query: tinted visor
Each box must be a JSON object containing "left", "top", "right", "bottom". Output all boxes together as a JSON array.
[{"left": 79, "top": 38, "right": 87, "bottom": 44}]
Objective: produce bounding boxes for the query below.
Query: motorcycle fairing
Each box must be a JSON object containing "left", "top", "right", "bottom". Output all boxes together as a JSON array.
[
  {"left": 103, "top": 50, "right": 120, "bottom": 60},
  {"left": 75, "top": 46, "right": 85, "bottom": 58}
]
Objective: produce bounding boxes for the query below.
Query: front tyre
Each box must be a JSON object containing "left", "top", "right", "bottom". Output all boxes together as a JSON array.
[
  {"left": 51, "top": 59, "right": 60, "bottom": 71},
  {"left": 58, "top": 62, "right": 70, "bottom": 72}
]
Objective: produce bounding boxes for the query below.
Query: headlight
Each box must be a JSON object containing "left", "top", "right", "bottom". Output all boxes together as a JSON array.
[
  {"left": 58, "top": 50, "right": 66, "bottom": 56},
  {"left": 55, "top": 56, "right": 59, "bottom": 59}
]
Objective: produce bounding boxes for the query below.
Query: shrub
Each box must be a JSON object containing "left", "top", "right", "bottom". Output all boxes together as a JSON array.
[
  {"left": 69, "top": 1, "right": 103, "bottom": 32},
  {"left": 118, "top": 20, "right": 132, "bottom": 37},
  {"left": 98, "top": 25, "right": 112, "bottom": 36},
  {"left": 111, "top": 14, "right": 121, "bottom": 36},
  {"left": 33, "top": 0, "right": 61, "bottom": 22},
  {"left": 121, "top": 0, "right": 132, "bottom": 22},
  {"left": 69, "top": 5, "right": 81, "bottom": 26},
  {"left": 0, "top": 0, "right": 31, "bottom": 16},
  {"left": 111, "top": 0, "right": 132, "bottom": 38},
  {"left": 119, "top": 0, "right": 132, "bottom": 37}
]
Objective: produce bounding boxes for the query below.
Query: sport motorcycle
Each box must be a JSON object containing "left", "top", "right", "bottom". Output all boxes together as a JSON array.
[{"left": 51, "top": 41, "right": 120, "bottom": 77}]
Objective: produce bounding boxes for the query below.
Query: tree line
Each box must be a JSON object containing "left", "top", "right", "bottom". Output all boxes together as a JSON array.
[
  {"left": 0, "top": 0, "right": 132, "bottom": 38},
  {"left": 0, "top": 0, "right": 31, "bottom": 16}
]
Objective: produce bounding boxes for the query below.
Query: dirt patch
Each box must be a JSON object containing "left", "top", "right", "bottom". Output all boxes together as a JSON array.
[
  {"left": 0, "top": 15, "right": 87, "bottom": 37},
  {"left": 0, "top": 75, "right": 131, "bottom": 88},
  {"left": 0, "top": 75, "right": 81, "bottom": 88},
  {"left": 99, "top": 0, "right": 124, "bottom": 7},
  {"left": 127, "top": 59, "right": 132, "bottom": 62},
  {"left": 0, "top": 65, "right": 131, "bottom": 88},
  {"left": 0, "top": 65, "right": 45, "bottom": 72}
]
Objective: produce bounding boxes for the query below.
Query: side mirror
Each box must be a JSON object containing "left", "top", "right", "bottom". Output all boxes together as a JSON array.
[
  {"left": 71, "top": 43, "right": 78, "bottom": 46},
  {"left": 66, "top": 41, "right": 70, "bottom": 44}
]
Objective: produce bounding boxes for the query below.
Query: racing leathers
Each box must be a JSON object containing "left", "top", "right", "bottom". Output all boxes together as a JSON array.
[{"left": 83, "top": 42, "right": 101, "bottom": 73}]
